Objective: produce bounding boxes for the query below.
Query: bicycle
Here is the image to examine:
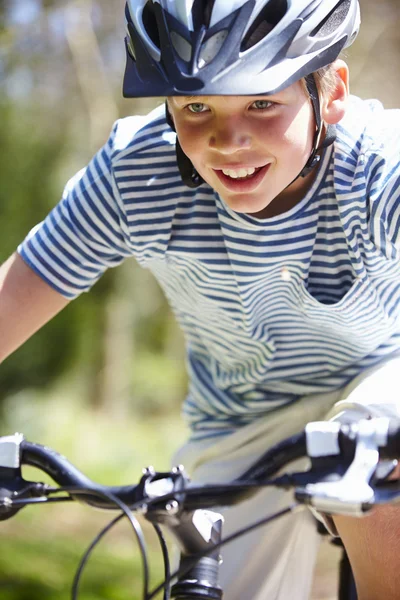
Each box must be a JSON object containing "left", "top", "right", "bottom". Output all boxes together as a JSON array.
[{"left": 1, "top": 417, "right": 399, "bottom": 600}]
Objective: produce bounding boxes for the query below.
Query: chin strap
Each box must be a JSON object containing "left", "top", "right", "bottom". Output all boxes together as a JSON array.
[
  {"left": 165, "top": 104, "right": 204, "bottom": 188},
  {"left": 165, "top": 76, "right": 337, "bottom": 189},
  {"left": 299, "top": 75, "right": 336, "bottom": 178}
]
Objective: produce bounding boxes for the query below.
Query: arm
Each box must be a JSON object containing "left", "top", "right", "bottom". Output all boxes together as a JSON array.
[
  {"left": 0, "top": 119, "right": 137, "bottom": 365},
  {"left": 0, "top": 253, "right": 70, "bottom": 363}
]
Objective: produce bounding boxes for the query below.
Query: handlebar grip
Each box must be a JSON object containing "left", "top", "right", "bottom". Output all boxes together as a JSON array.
[
  {"left": 338, "top": 419, "right": 400, "bottom": 461},
  {"left": 380, "top": 421, "right": 400, "bottom": 460}
]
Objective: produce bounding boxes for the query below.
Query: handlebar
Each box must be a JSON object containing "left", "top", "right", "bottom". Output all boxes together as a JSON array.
[
  {"left": 1, "top": 417, "right": 400, "bottom": 600},
  {"left": 1, "top": 417, "right": 400, "bottom": 514}
]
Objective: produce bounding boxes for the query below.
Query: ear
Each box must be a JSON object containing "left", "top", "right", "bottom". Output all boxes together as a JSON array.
[{"left": 321, "top": 60, "right": 349, "bottom": 125}]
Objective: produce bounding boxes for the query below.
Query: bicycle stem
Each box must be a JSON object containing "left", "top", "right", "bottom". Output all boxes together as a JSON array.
[
  {"left": 168, "top": 511, "right": 224, "bottom": 600},
  {"left": 141, "top": 470, "right": 224, "bottom": 599}
]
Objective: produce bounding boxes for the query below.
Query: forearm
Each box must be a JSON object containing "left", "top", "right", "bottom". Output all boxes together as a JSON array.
[{"left": 326, "top": 355, "right": 400, "bottom": 600}]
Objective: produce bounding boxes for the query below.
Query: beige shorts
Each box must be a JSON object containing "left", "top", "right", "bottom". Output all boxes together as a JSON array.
[{"left": 173, "top": 353, "right": 400, "bottom": 600}]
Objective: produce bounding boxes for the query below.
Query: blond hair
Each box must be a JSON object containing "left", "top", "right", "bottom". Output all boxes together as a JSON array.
[{"left": 301, "top": 63, "right": 340, "bottom": 100}]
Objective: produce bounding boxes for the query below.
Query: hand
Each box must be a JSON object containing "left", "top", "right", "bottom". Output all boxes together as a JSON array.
[{"left": 388, "top": 461, "right": 400, "bottom": 480}]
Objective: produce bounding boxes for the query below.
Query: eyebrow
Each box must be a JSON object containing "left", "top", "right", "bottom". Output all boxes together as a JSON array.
[
  {"left": 170, "top": 92, "right": 287, "bottom": 110},
  {"left": 174, "top": 93, "right": 282, "bottom": 103},
  {"left": 173, "top": 95, "right": 206, "bottom": 103}
]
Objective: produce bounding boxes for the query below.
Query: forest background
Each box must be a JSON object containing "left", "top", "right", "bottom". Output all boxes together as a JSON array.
[{"left": 1, "top": 0, "right": 400, "bottom": 598}]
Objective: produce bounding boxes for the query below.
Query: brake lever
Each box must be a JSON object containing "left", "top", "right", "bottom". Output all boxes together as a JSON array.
[
  {"left": 0, "top": 433, "right": 51, "bottom": 520},
  {"left": 295, "top": 419, "right": 392, "bottom": 517}
]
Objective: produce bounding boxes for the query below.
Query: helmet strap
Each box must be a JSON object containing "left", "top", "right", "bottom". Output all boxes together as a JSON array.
[
  {"left": 165, "top": 103, "right": 204, "bottom": 188},
  {"left": 299, "top": 75, "right": 336, "bottom": 178}
]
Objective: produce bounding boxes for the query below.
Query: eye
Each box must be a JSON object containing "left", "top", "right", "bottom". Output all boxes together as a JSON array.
[
  {"left": 251, "top": 100, "right": 275, "bottom": 111},
  {"left": 187, "top": 102, "right": 209, "bottom": 113}
]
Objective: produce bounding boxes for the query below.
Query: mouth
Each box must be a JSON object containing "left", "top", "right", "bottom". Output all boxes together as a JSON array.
[{"left": 213, "top": 163, "right": 271, "bottom": 193}]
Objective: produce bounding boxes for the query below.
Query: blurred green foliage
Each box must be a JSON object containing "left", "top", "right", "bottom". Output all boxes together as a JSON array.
[
  {"left": 0, "top": 6, "right": 187, "bottom": 592},
  {"left": 0, "top": 526, "right": 148, "bottom": 600},
  {"left": 0, "top": 0, "right": 179, "bottom": 414},
  {"left": 0, "top": 86, "right": 185, "bottom": 413},
  {"left": 0, "top": 391, "right": 188, "bottom": 600},
  {"left": 0, "top": 101, "right": 79, "bottom": 395}
]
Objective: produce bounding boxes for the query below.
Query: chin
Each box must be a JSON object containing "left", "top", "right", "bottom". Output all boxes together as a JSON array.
[{"left": 223, "top": 198, "right": 272, "bottom": 215}]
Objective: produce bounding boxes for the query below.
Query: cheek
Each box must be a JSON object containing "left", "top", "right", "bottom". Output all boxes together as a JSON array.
[
  {"left": 175, "top": 123, "right": 215, "bottom": 186},
  {"left": 264, "top": 103, "right": 314, "bottom": 157},
  {"left": 175, "top": 124, "right": 206, "bottom": 166},
  {"left": 285, "top": 107, "right": 315, "bottom": 155}
]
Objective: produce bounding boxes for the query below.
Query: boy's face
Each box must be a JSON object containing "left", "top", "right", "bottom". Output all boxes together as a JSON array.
[{"left": 168, "top": 81, "right": 318, "bottom": 217}]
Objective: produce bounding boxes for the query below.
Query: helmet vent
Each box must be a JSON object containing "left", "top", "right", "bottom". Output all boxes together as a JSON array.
[
  {"left": 311, "top": 0, "right": 351, "bottom": 38},
  {"left": 189, "top": 0, "right": 216, "bottom": 29},
  {"left": 198, "top": 30, "right": 229, "bottom": 67},
  {"left": 142, "top": 1, "right": 161, "bottom": 49},
  {"left": 241, "top": 0, "right": 287, "bottom": 51},
  {"left": 203, "top": 0, "right": 217, "bottom": 28},
  {"left": 171, "top": 32, "right": 192, "bottom": 62},
  {"left": 125, "top": 31, "right": 136, "bottom": 60}
]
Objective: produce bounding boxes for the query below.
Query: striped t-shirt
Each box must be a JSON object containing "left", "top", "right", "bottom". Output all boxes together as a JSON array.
[{"left": 19, "top": 96, "right": 400, "bottom": 439}]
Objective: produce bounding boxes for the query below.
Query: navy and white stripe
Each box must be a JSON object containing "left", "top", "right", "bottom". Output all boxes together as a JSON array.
[{"left": 19, "top": 98, "right": 400, "bottom": 439}]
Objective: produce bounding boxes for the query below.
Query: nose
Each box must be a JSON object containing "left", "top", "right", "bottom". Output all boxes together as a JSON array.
[{"left": 208, "top": 119, "right": 252, "bottom": 154}]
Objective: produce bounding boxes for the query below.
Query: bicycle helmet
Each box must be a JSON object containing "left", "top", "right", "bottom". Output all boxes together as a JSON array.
[
  {"left": 123, "top": 0, "right": 360, "bottom": 187},
  {"left": 123, "top": 0, "right": 360, "bottom": 97}
]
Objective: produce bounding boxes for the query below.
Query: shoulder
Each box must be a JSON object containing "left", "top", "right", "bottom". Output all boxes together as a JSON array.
[
  {"left": 332, "top": 97, "right": 400, "bottom": 257},
  {"left": 335, "top": 96, "right": 400, "bottom": 165},
  {"left": 63, "top": 103, "right": 178, "bottom": 195},
  {"left": 108, "top": 103, "right": 177, "bottom": 161},
  {"left": 333, "top": 96, "right": 400, "bottom": 188}
]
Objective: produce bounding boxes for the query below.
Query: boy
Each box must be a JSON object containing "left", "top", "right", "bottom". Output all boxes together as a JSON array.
[{"left": 1, "top": 0, "right": 400, "bottom": 598}]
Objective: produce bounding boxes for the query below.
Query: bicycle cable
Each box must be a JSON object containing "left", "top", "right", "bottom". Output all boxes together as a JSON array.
[
  {"left": 64, "top": 481, "right": 294, "bottom": 600},
  {"left": 71, "top": 513, "right": 125, "bottom": 600},
  {"left": 60, "top": 479, "right": 291, "bottom": 600},
  {"left": 152, "top": 523, "right": 171, "bottom": 600},
  {"left": 71, "top": 513, "right": 172, "bottom": 600},
  {"left": 146, "top": 503, "right": 302, "bottom": 600},
  {"left": 4, "top": 422, "right": 400, "bottom": 600},
  {"left": 44, "top": 487, "right": 150, "bottom": 600}
]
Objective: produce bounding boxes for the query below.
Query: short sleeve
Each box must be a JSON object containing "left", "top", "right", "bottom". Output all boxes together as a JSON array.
[{"left": 18, "top": 122, "right": 133, "bottom": 298}]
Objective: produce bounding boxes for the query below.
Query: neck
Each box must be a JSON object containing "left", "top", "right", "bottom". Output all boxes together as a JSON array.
[{"left": 249, "top": 163, "right": 320, "bottom": 220}]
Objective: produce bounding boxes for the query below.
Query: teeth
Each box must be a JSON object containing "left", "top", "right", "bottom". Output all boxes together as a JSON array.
[{"left": 222, "top": 167, "right": 256, "bottom": 179}]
